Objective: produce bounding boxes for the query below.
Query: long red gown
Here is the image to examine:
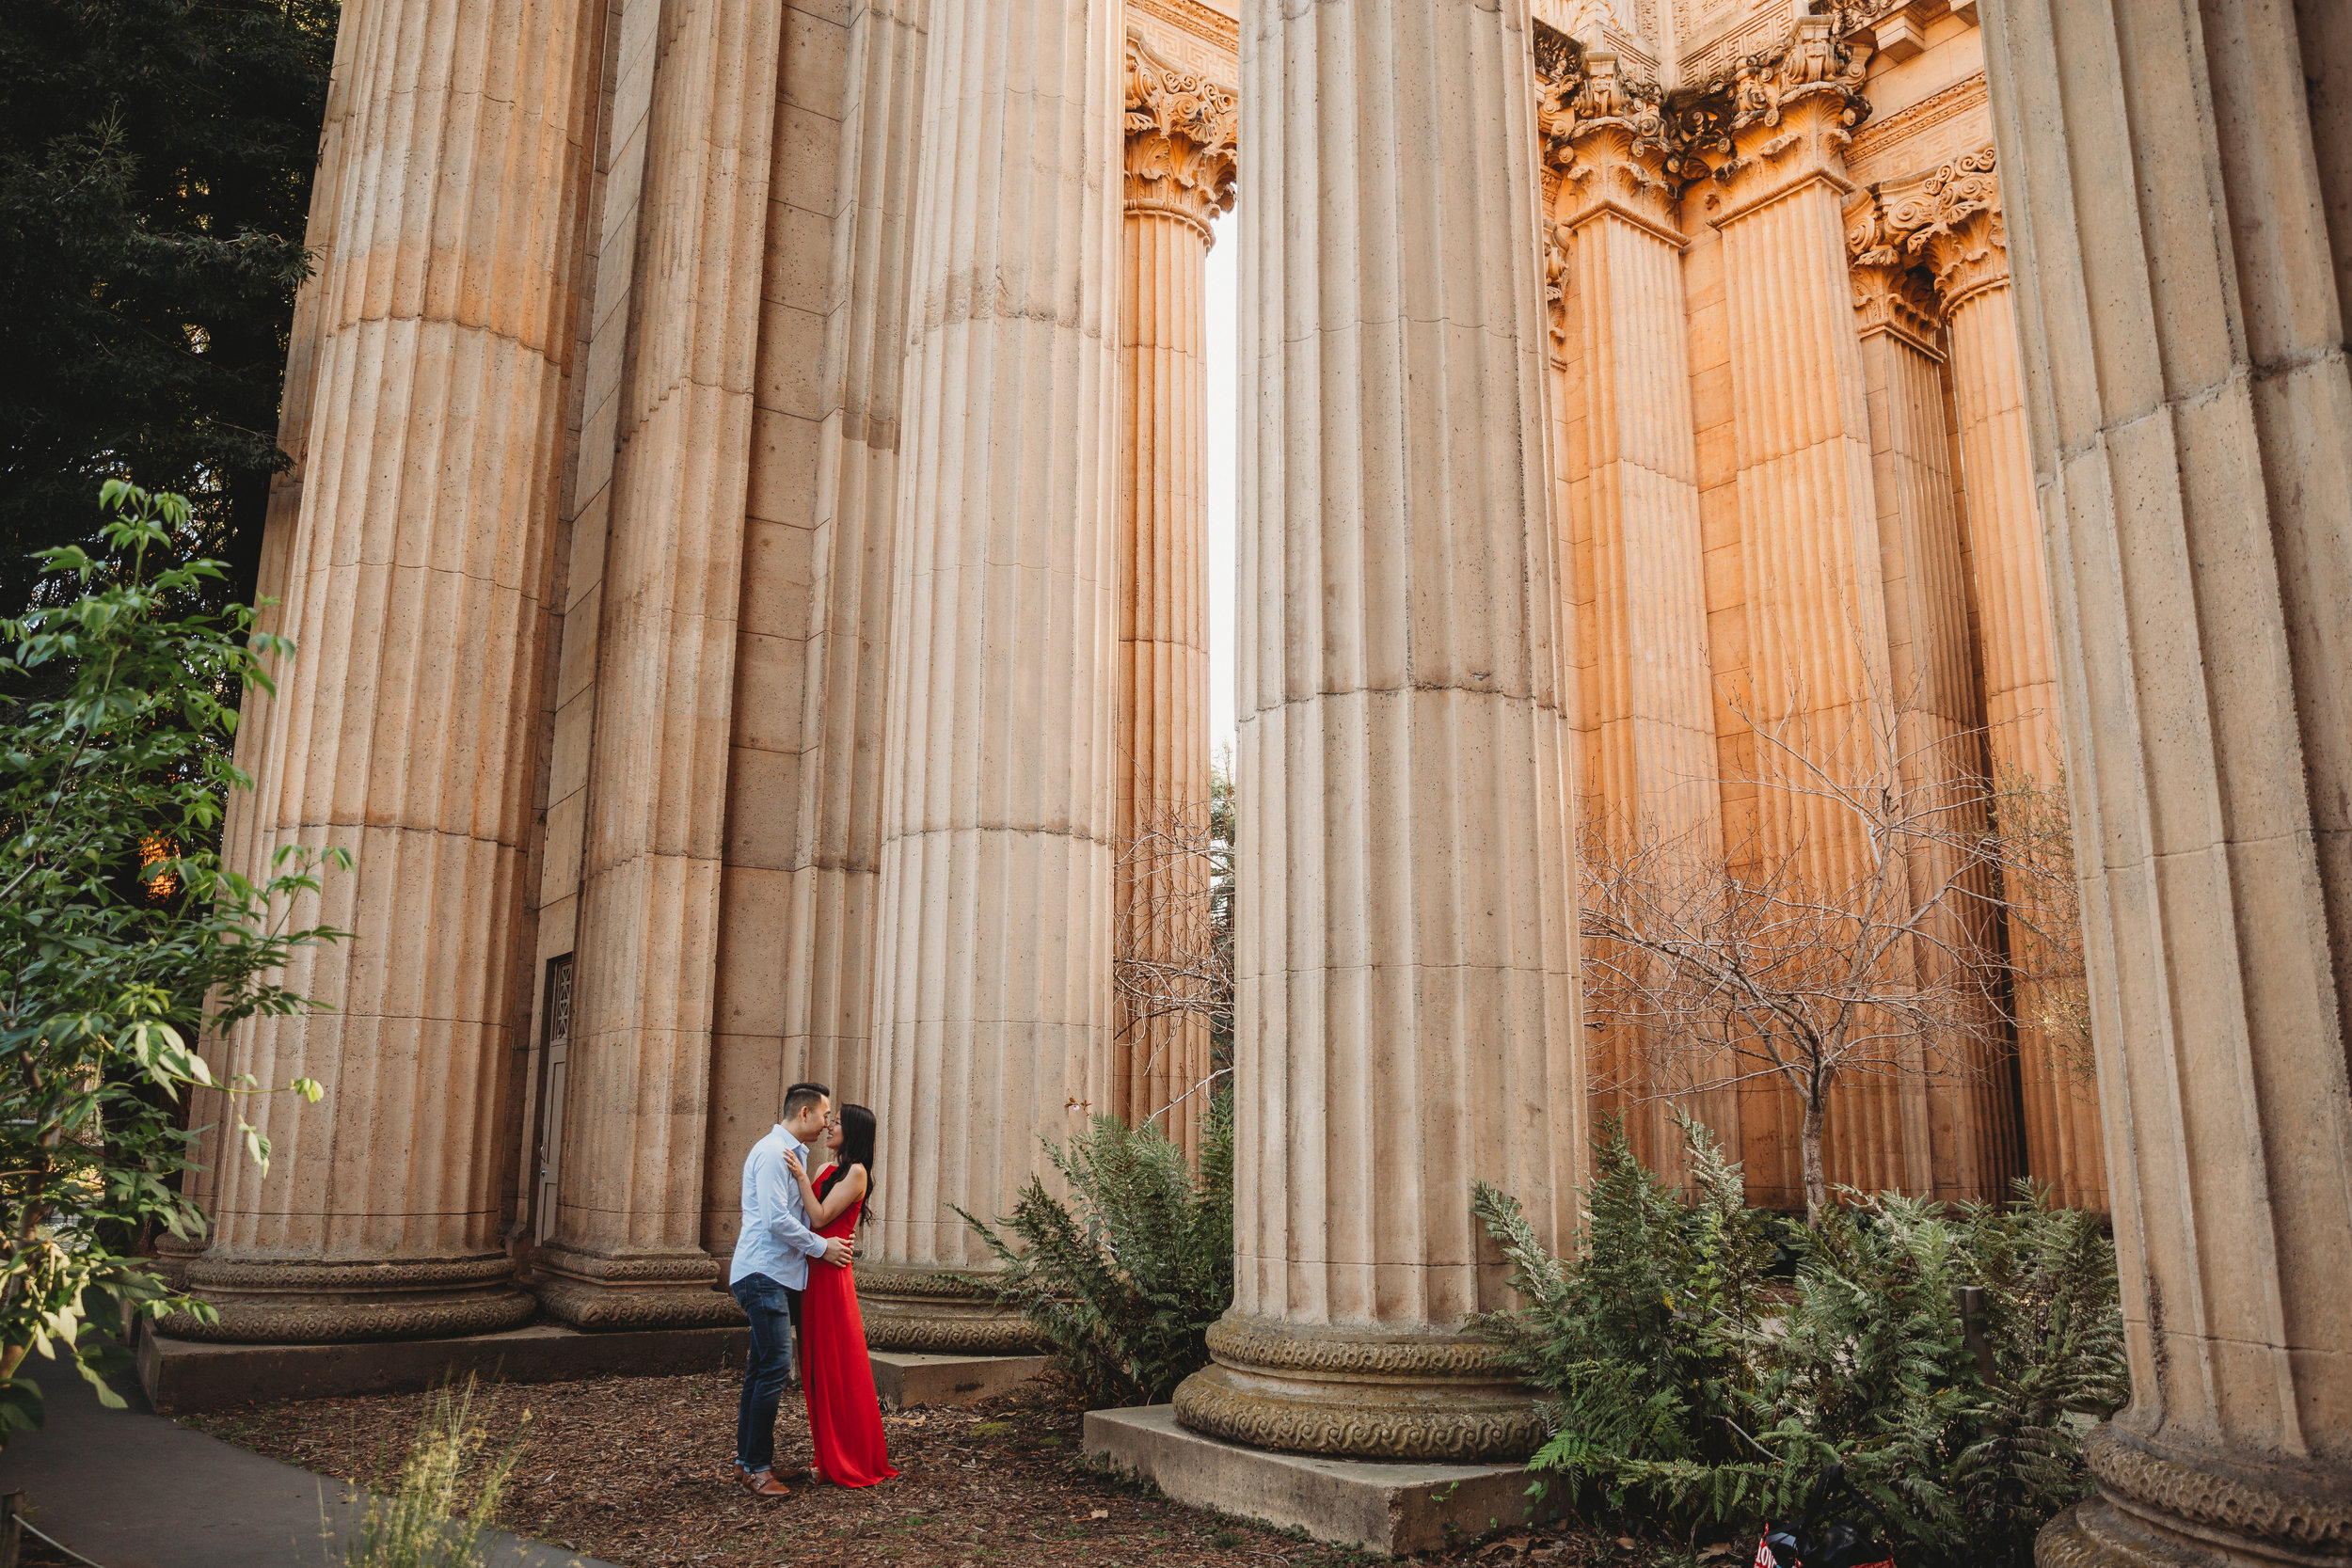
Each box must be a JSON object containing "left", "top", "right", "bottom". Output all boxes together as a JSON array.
[{"left": 802, "top": 1195, "right": 898, "bottom": 1487}]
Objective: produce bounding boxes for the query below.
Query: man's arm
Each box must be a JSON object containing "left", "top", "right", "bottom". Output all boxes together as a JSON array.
[
  {"left": 760, "top": 1147, "right": 852, "bottom": 1268},
  {"left": 757, "top": 1148, "right": 830, "bottom": 1259}
]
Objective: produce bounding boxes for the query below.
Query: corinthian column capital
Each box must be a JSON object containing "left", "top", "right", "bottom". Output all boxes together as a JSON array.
[
  {"left": 1124, "top": 27, "right": 1237, "bottom": 242},
  {"left": 1866, "top": 145, "right": 2010, "bottom": 309},
  {"left": 1698, "top": 13, "right": 1875, "bottom": 220},
  {"left": 1536, "top": 37, "right": 1680, "bottom": 242}
]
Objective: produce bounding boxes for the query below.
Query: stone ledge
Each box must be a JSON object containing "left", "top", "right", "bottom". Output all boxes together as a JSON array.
[
  {"left": 1083, "top": 1403, "right": 1563, "bottom": 1557},
  {"left": 138, "top": 1322, "right": 749, "bottom": 1413},
  {"left": 869, "top": 1352, "right": 1050, "bottom": 1411}
]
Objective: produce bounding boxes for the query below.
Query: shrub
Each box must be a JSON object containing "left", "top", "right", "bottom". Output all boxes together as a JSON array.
[
  {"left": 954, "top": 1094, "right": 1233, "bottom": 1406},
  {"left": 0, "top": 481, "right": 343, "bottom": 1440},
  {"left": 1470, "top": 1118, "right": 2125, "bottom": 1568}
]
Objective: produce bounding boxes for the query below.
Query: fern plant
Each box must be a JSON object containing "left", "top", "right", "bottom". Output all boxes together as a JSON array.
[
  {"left": 953, "top": 1094, "right": 1233, "bottom": 1406},
  {"left": 1470, "top": 1121, "right": 2125, "bottom": 1568}
]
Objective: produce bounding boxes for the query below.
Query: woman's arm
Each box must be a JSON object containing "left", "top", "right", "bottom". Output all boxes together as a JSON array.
[{"left": 783, "top": 1150, "right": 867, "bottom": 1228}]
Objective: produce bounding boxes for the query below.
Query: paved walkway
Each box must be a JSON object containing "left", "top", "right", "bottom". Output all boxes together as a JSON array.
[{"left": 0, "top": 1354, "right": 615, "bottom": 1568}]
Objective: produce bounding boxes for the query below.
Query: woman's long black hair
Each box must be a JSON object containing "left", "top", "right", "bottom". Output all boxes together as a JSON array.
[{"left": 817, "top": 1102, "right": 877, "bottom": 1204}]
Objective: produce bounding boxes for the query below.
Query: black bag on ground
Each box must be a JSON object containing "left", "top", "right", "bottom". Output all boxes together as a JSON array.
[{"left": 1753, "top": 1464, "right": 1898, "bottom": 1568}]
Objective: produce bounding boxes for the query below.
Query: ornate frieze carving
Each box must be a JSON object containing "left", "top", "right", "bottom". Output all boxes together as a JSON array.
[{"left": 1124, "top": 27, "right": 1238, "bottom": 242}]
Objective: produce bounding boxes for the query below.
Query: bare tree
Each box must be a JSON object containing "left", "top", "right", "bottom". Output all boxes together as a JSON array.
[
  {"left": 1110, "top": 751, "right": 1234, "bottom": 1148},
  {"left": 1580, "top": 701, "right": 2018, "bottom": 1226}
]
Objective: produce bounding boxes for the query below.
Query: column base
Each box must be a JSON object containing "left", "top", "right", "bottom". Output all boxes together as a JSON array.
[
  {"left": 1088, "top": 1403, "right": 1565, "bottom": 1555},
  {"left": 160, "top": 1255, "right": 537, "bottom": 1343},
  {"left": 855, "top": 1265, "right": 1045, "bottom": 1354},
  {"left": 1170, "top": 1314, "right": 1541, "bottom": 1463},
  {"left": 531, "top": 1246, "right": 744, "bottom": 1331},
  {"left": 2037, "top": 1427, "right": 2352, "bottom": 1568}
]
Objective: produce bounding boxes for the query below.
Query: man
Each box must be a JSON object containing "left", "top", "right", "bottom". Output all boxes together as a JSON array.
[{"left": 729, "top": 1081, "right": 853, "bottom": 1497}]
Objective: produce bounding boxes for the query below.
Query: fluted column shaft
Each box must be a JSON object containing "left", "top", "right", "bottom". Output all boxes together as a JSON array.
[
  {"left": 858, "top": 0, "right": 1123, "bottom": 1355},
  {"left": 1710, "top": 53, "right": 1920, "bottom": 1200},
  {"left": 1114, "top": 34, "right": 1234, "bottom": 1163},
  {"left": 779, "top": 0, "right": 932, "bottom": 1101},
  {"left": 1170, "top": 0, "right": 1583, "bottom": 1463},
  {"left": 1849, "top": 259, "right": 2015, "bottom": 1201},
  {"left": 1981, "top": 0, "right": 2352, "bottom": 1562},
  {"left": 1549, "top": 115, "right": 1729, "bottom": 1180},
  {"left": 535, "top": 0, "right": 787, "bottom": 1329},
  {"left": 1935, "top": 212, "right": 2105, "bottom": 1213},
  {"left": 182, "top": 0, "right": 603, "bottom": 1341}
]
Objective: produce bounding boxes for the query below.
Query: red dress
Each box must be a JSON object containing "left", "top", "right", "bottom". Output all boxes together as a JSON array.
[{"left": 802, "top": 1194, "right": 898, "bottom": 1487}]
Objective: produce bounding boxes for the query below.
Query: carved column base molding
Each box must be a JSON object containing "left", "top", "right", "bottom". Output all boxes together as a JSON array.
[
  {"left": 161, "top": 1255, "right": 536, "bottom": 1344},
  {"left": 532, "top": 1246, "right": 743, "bottom": 1332},
  {"left": 2033, "top": 1427, "right": 2352, "bottom": 1568},
  {"left": 1169, "top": 1315, "right": 1541, "bottom": 1463},
  {"left": 854, "top": 1266, "right": 1045, "bottom": 1354}
]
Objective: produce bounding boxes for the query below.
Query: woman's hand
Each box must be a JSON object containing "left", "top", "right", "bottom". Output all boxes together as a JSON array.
[{"left": 784, "top": 1148, "right": 806, "bottom": 1180}]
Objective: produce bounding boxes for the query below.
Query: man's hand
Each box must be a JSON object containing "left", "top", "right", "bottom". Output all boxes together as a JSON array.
[{"left": 823, "top": 1237, "right": 853, "bottom": 1269}]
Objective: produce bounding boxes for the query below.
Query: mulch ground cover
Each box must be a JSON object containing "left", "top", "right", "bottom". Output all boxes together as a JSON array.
[{"left": 183, "top": 1370, "right": 1677, "bottom": 1568}]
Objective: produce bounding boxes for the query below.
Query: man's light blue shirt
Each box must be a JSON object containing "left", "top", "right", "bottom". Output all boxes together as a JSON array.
[{"left": 729, "top": 1123, "right": 829, "bottom": 1289}]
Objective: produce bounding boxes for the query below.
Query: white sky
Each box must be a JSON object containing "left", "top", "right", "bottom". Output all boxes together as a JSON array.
[{"left": 1204, "top": 217, "right": 1240, "bottom": 767}]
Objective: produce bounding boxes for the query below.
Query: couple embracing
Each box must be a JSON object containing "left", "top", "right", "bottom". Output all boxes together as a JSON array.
[{"left": 727, "top": 1082, "right": 898, "bottom": 1496}]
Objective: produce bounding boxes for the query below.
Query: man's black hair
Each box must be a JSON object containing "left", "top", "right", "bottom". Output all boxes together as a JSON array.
[{"left": 782, "top": 1081, "right": 832, "bottom": 1121}]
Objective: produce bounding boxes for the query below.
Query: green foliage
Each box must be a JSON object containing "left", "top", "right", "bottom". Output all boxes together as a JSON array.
[
  {"left": 954, "top": 1096, "right": 1235, "bottom": 1407},
  {"left": 1, "top": 0, "right": 339, "bottom": 613},
  {"left": 341, "top": 1377, "right": 525, "bottom": 1568},
  {"left": 0, "top": 481, "right": 343, "bottom": 1435},
  {"left": 1470, "top": 1118, "right": 2125, "bottom": 1568}
]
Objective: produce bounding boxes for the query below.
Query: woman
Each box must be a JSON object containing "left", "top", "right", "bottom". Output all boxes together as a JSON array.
[{"left": 782, "top": 1104, "right": 898, "bottom": 1487}]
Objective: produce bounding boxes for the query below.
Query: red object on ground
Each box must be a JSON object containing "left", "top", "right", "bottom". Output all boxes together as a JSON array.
[{"left": 801, "top": 1197, "right": 899, "bottom": 1488}]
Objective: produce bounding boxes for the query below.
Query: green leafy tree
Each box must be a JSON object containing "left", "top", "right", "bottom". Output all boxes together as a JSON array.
[
  {"left": 1, "top": 0, "right": 339, "bottom": 613},
  {"left": 0, "top": 481, "right": 343, "bottom": 1440},
  {"left": 954, "top": 1097, "right": 1235, "bottom": 1407}
]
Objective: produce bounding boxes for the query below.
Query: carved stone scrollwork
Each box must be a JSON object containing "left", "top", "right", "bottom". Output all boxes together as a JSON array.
[
  {"left": 1168, "top": 1314, "right": 1543, "bottom": 1463},
  {"left": 854, "top": 1264, "right": 1047, "bottom": 1355},
  {"left": 1124, "top": 26, "right": 1237, "bottom": 244},
  {"left": 2083, "top": 1426, "right": 2352, "bottom": 1560},
  {"left": 160, "top": 1253, "right": 538, "bottom": 1343},
  {"left": 1851, "top": 145, "right": 2010, "bottom": 313},
  {"left": 1845, "top": 188, "right": 1944, "bottom": 350},
  {"left": 1685, "top": 13, "right": 1874, "bottom": 215},
  {"left": 1533, "top": 22, "right": 1679, "bottom": 239},
  {"left": 531, "top": 1244, "right": 747, "bottom": 1332}
]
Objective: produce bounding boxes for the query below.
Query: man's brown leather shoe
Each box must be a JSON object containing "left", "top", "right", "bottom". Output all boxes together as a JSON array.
[{"left": 736, "top": 1467, "right": 793, "bottom": 1497}]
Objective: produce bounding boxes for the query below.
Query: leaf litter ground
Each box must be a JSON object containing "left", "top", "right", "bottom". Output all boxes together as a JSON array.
[{"left": 184, "top": 1370, "right": 1667, "bottom": 1568}]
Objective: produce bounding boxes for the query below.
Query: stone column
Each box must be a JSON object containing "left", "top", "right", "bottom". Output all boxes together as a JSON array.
[
  {"left": 856, "top": 0, "right": 1123, "bottom": 1354},
  {"left": 1113, "top": 29, "right": 1235, "bottom": 1162},
  {"left": 1708, "top": 21, "right": 1923, "bottom": 1196},
  {"left": 1905, "top": 155, "right": 2106, "bottom": 1213},
  {"left": 1844, "top": 226, "right": 2016, "bottom": 1202},
  {"left": 776, "top": 0, "right": 931, "bottom": 1102},
  {"left": 1978, "top": 0, "right": 2352, "bottom": 1562},
  {"left": 1170, "top": 0, "right": 1582, "bottom": 1461},
  {"left": 174, "top": 0, "right": 602, "bottom": 1340},
  {"left": 1540, "top": 45, "right": 1731, "bottom": 1180},
  {"left": 532, "top": 0, "right": 787, "bottom": 1329}
]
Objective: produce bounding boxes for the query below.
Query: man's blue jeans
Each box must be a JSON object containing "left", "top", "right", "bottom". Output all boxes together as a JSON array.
[{"left": 731, "top": 1272, "right": 802, "bottom": 1474}]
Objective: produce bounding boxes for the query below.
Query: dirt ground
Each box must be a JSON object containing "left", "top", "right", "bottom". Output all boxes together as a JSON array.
[{"left": 184, "top": 1370, "right": 1670, "bottom": 1568}]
